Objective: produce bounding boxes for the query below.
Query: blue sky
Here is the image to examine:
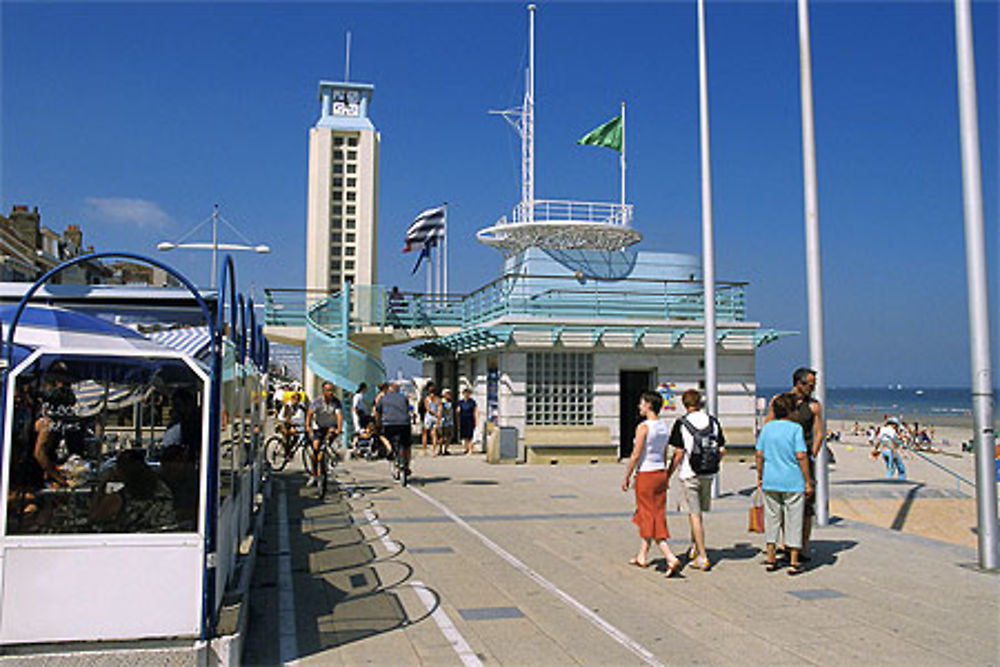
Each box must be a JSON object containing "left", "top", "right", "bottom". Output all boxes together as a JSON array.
[{"left": 3, "top": 1, "right": 997, "bottom": 387}]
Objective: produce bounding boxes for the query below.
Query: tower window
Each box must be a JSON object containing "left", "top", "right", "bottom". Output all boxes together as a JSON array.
[
  {"left": 333, "top": 164, "right": 343, "bottom": 174},
  {"left": 346, "top": 219, "right": 356, "bottom": 229},
  {"left": 346, "top": 164, "right": 356, "bottom": 174},
  {"left": 333, "top": 178, "right": 343, "bottom": 187},
  {"left": 333, "top": 191, "right": 342, "bottom": 201},
  {"left": 345, "top": 247, "right": 355, "bottom": 256},
  {"left": 334, "top": 137, "right": 345, "bottom": 146},
  {"left": 346, "top": 233, "right": 356, "bottom": 243},
  {"left": 346, "top": 178, "right": 356, "bottom": 187},
  {"left": 346, "top": 192, "right": 355, "bottom": 201},
  {"left": 331, "top": 218, "right": 342, "bottom": 229},
  {"left": 348, "top": 137, "right": 358, "bottom": 147},
  {"left": 347, "top": 150, "right": 357, "bottom": 160},
  {"left": 346, "top": 205, "right": 356, "bottom": 214}
]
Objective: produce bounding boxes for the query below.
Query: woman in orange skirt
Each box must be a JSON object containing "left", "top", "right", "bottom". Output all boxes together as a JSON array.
[{"left": 622, "top": 391, "right": 682, "bottom": 576}]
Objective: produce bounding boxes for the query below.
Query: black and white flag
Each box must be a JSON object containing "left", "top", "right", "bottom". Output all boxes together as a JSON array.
[{"left": 403, "top": 205, "right": 446, "bottom": 253}]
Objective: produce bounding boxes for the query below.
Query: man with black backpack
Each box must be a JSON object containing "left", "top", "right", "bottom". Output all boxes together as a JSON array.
[{"left": 667, "top": 389, "right": 725, "bottom": 571}]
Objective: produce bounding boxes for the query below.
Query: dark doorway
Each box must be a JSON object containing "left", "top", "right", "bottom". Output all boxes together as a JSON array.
[{"left": 619, "top": 370, "right": 653, "bottom": 459}]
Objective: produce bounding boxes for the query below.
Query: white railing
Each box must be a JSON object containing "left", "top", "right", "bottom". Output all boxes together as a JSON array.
[{"left": 493, "top": 199, "right": 634, "bottom": 227}]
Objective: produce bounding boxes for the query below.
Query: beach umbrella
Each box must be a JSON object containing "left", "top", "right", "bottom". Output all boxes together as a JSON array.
[{"left": 0, "top": 305, "right": 164, "bottom": 354}]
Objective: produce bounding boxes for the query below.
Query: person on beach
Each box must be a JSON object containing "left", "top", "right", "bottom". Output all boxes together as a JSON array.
[
  {"left": 766, "top": 367, "right": 824, "bottom": 558},
  {"left": 457, "top": 388, "right": 478, "bottom": 455},
  {"left": 622, "top": 390, "right": 682, "bottom": 577},
  {"left": 668, "top": 389, "right": 726, "bottom": 571},
  {"left": 756, "top": 393, "right": 814, "bottom": 575},
  {"left": 877, "top": 418, "right": 907, "bottom": 480}
]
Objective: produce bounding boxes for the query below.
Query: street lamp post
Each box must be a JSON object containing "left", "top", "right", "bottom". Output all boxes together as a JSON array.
[{"left": 157, "top": 204, "right": 270, "bottom": 288}]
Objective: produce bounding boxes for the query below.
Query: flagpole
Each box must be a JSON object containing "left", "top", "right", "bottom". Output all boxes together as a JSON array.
[
  {"left": 954, "top": 0, "right": 998, "bottom": 570},
  {"left": 621, "top": 101, "right": 626, "bottom": 207},
  {"left": 697, "top": 0, "right": 720, "bottom": 499},
  {"left": 426, "top": 243, "right": 432, "bottom": 299},
  {"left": 436, "top": 235, "right": 442, "bottom": 305},
  {"left": 443, "top": 202, "right": 449, "bottom": 298},
  {"left": 798, "top": 0, "right": 830, "bottom": 526}
]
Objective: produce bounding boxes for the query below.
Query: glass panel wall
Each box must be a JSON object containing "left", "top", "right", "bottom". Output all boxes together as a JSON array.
[{"left": 6, "top": 354, "right": 204, "bottom": 535}]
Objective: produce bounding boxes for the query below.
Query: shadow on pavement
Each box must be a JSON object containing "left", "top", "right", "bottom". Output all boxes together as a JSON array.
[{"left": 244, "top": 473, "right": 437, "bottom": 664}]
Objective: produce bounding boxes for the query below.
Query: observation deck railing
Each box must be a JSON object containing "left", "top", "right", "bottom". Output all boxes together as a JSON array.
[
  {"left": 265, "top": 274, "right": 746, "bottom": 334},
  {"left": 494, "top": 199, "right": 634, "bottom": 228}
]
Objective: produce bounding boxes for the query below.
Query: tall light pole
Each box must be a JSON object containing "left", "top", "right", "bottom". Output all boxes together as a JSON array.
[
  {"left": 797, "top": 0, "right": 830, "bottom": 526},
  {"left": 157, "top": 204, "right": 271, "bottom": 289},
  {"left": 697, "top": 0, "right": 719, "bottom": 497},
  {"left": 953, "top": 0, "right": 997, "bottom": 571}
]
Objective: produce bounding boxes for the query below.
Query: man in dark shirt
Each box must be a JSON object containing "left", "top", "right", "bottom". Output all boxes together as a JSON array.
[
  {"left": 765, "top": 367, "right": 824, "bottom": 558},
  {"left": 378, "top": 383, "right": 412, "bottom": 475},
  {"left": 305, "top": 381, "right": 343, "bottom": 487}
]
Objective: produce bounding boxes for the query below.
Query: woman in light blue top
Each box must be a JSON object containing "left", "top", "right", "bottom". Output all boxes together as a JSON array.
[{"left": 755, "top": 393, "right": 814, "bottom": 575}]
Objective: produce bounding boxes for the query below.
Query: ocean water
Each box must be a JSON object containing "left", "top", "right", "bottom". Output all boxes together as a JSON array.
[{"left": 757, "top": 386, "right": 1000, "bottom": 422}]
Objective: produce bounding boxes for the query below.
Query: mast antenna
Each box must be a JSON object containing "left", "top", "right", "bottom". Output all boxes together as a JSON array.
[{"left": 345, "top": 31, "right": 352, "bottom": 82}]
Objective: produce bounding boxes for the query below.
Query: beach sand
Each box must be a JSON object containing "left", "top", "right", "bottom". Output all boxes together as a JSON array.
[{"left": 824, "top": 418, "right": 994, "bottom": 550}]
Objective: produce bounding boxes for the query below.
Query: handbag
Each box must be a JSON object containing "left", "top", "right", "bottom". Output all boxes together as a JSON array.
[{"left": 748, "top": 488, "right": 765, "bottom": 533}]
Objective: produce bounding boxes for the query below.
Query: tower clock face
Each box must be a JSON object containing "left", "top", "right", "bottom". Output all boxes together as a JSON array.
[{"left": 332, "top": 89, "right": 360, "bottom": 116}]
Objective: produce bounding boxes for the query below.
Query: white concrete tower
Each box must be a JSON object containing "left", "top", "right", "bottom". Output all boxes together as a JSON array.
[{"left": 306, "top": 81, "right": 379, "bottom": 293}]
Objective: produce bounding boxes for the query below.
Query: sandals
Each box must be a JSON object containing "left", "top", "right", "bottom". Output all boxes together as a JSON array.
[
  {"left": 788, "top": 563, "right": 805, "bottom": 576},
  {"left": 690, "top": 556, "right": 711, "bottom": 571},
  {"left": 628, "top": 557, "right": 650, "bottom": 569},
  {"left": 665, "top": 558, "right": 682, "bottom": 578},
  {"left": 765, "top": 561, "right": 780, "bottom": 572}
]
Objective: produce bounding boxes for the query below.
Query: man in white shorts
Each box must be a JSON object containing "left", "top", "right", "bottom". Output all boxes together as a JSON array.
[{"left": 668, "top": 388, "right": 726, "bottom": 571}]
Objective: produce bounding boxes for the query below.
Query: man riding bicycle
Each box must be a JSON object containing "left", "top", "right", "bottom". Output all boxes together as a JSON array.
[
  {"left": 377, "top": 382, "right": 412, "bottom": 478},
  {"left": 305, "top": 381, "right": 343, "bottom": 488},
  {"left": 279, "top": 391, "right": 307, "bottom": 448}
]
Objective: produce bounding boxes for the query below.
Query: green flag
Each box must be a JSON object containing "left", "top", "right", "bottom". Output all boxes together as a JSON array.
[{"left": 577, "top": 114, "right": 623, "bottom": 152}]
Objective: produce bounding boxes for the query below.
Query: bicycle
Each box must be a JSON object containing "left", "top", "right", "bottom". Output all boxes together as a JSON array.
[
  {"left": 264, "top": 427, "right": 308, "bottom": 472},
  {"left": 384, "top": 425, "right": 411, "bottom": 487},
  {"left": 305, "top": 429, "right": 340, "bottom": 499}
]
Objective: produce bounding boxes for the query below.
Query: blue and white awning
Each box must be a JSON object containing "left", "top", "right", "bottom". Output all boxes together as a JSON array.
[{"left": 149, "top": 326, "right": 212, "bottom": 359}]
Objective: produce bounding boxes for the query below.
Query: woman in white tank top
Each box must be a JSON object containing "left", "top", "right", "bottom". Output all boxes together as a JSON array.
[{"left": 622, "top": 391, "right": 682, "bottom": 576}]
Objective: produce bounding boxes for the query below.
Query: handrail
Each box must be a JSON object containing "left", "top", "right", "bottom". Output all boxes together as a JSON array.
[{"left": 902, "top": 443, "right": 975, "bottom": 493}]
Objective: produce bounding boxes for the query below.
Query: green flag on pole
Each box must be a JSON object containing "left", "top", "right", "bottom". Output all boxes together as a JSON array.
[{"left": 577, "top": 114, "right": 623, "bottom": 152}]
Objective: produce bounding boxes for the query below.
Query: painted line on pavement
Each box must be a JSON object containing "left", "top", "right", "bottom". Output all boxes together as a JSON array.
[
  {"left": 411, "top": 580, "right": 484, "bottom": 667},
  {"left": 364, "top": 509, "right": 481, "bottom": 665},
  {"left": 410, "top": 486, "right": 664, "bottom": 667},
  {"left": 276, "top": 481, "right": 299, "bottom": 665},
  {"left": 363, "top": 508, "right": 399, "bottom": 552}
]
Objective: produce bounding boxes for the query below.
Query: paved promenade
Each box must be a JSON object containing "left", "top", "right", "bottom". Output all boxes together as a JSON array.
[{"left": 243, "top": 444, "right": 998, "bottom": 666}]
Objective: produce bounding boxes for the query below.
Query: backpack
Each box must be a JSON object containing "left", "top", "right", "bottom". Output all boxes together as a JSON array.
[{"left": 680, "top": 415, "right": 721, "bottom": 475}]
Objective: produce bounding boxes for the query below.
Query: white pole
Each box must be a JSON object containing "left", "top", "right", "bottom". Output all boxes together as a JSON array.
[
  {"left": 443, "top": 203, "right": 449, "bottom": 297},
  {"left": 954, "top": 0, "right": 998, "bottom": 571},
  {"left": 621, "top": 101, "right": 626, "bottom": 207},
  {"left": 527, "top": 4, "right": 536, "bottom": 222},
  {"left": 436, "top": 239, "right": 442, "bottom": 305},
  {"left": 797, "top": 0, "right": 830, "bottom": 526},
  {"left": 697, "top": 0, "right": 719, "bottom": 499},
  {"left": 211, "top": 203, "right": 219, "bottom": 289},
  {"left": 345, "top": 31, "right": 352, "bottom": 82},
  {"left": 426, "top": 245, "right": 432, "bottom": 298}
]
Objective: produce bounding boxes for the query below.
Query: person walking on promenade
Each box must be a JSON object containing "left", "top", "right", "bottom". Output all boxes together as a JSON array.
[
  {"left": 756, "top": 393, "right": 814, "bottom": 575},
  {"left": 352, "top": 382, "right": 370, "bottom": 436},
  {"left": 765, "top": 367, "right": 824, "bottom": 558},
  {"left": 439, "top": 389, "right": 454, "bottom": 455},
  {"left": 622, "top": 390, "right": 682, "bottom": 577},
  {"left": 457, "top": 388, "right": 478, "bottom": 455},
  {"left": 668, "top": 389, "right": 726, "bottom": 571},
  {"left": 422, "top": 383, "right": 442, "bottom": 456},
  {"left": 877, "top": 418, "right": 907, "bottom": 480}
]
